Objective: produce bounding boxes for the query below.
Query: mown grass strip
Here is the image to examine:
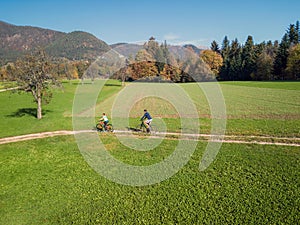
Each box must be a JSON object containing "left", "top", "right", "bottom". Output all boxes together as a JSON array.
[{"left": 0, "top": 135, "right": 299, "bottom": 224}]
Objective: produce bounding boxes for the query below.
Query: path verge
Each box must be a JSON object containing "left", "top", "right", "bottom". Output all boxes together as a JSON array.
[{"left": 0, "top": 130, "right": 299, "bottom": 147}]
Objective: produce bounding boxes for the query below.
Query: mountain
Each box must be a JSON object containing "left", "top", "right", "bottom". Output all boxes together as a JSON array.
[
  {"left": 110, "top": 43, "right": 143, "bottom": 58},
  {"left": 110, "top": 42, "right": 207, "bottom": 60},
  {"left": 46, "top": 31, "right": 110, "bottom": 60},
  {"left": 0, "top": 21, "right": 64, "bottom": 64},
  {"left": 0, "top": 21, "right": 111, "bottom": 65},
  {"left": 183, "top": 44, "right": 203, "bottom": 55},
  {"left": 110, "top": 43, "right": 128, "bottom": 49}
]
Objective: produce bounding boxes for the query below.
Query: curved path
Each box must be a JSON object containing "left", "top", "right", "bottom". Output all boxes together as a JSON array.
[
  {"left": 0, "top": 87, "right": 20, "bottom": 92},
  {"left": 0, "top": 130, "right": 299, "bottom": 147}
]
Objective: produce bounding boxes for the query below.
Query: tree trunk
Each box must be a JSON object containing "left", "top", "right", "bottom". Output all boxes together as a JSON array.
[
  {"left": 122, "top": 74, "right": 125, "bottom": 86},
  {"left": 37, "top": 89, "right": 42, "bottom": 119}
]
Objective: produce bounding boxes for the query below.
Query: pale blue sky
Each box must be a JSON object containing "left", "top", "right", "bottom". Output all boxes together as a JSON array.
[{"left": 0, "top": 0, "right": 299, "bottom": 47}]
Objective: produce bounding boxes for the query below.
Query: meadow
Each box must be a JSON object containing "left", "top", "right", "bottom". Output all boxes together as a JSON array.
[{"left": 0, "top": 80, "right": 299, "bottom": 224}]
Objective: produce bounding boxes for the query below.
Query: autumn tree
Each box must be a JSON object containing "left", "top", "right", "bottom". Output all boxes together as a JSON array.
[
  {"left": 144, "top": 37, "right": 167, "bottom": 74},
  {"left": 0, "top": 65, "right": 8, "bottom": 80},
  {"left": 132, "top": 49, "right": 158, "bottom": 79},
  {"left": 253, "top": 51, "right": 274, "bottom": 80},
  {"left": 75, "top": 61, "right": 90, "bottom": 81},
  {"left": 8, "top": 49, "right": 59, "bottom": 119},
  {"left": 182, "top": 55, "right": 213, "bottom": 82},
  {"left": 54, "top": 59, "right": 79, "bottom": 81},
  {"left": 64, "top": 60, "right": 77, "bottom": 81},
  {"left": 135, "top": 49, "right": 154, "bottom": 62},
  {"left": 200, "top": 49, "right": 223, "bottom": 77}
]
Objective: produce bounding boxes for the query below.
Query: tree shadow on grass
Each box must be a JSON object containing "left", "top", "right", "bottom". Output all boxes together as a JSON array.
[
  {"left": 105, "top": 83, "right": 122, "bottom": 87},
  {"left": 7, "top": 108, "right": 52, "bottom": 118}
]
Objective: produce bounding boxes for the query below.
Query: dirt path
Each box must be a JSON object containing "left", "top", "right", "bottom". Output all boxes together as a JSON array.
[
  {"left": 0, "top": 130, "right": 92, "bottom": 145},
  {"left": 0, "top": 130, "right": 299, "bottom": 147},
  {"left": 0, "top": 87, "right": 20, "bottom": 92}
]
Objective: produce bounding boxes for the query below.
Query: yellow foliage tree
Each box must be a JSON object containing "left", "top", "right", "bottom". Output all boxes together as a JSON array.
[{"left": 200, "top": 50, "right": 223, "bottom": 76}]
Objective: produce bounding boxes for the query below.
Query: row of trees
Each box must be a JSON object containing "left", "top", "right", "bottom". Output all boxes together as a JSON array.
[
  {"left": 113, "top": 21, "right": 300, "bottom": 82},
  {"left": 2, "top": 21, "right": 299, "bottom": 86},
  {"left": 208, "top": 21, "right": 300, "bottom": 80},
  {"left": 1, "top": 58, "right": 90, "bottom": 81},
  {"left": 1, "top": 21, "right": 299, "bottom": 120},
  {"left": 112, "top": 37, "right": 214, "bottom": 82}
]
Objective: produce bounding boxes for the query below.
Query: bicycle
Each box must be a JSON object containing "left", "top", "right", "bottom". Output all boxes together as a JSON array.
[
  {"left": 135, "top": 120, "right": 156, "bottom": 134},
  {"left": 96, "top": 121, "right": 114, "bottom": 132}
]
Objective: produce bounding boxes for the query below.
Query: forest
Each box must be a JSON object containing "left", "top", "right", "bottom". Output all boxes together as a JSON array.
[
  {"left": 214, "top": 21, "right": 300, "bottom": 81},
  {"left": 78, "top": 20, "right": 300, "bottom": 82},
  {"left": 1, "top": 21, "right": 299, "bottom": 82}
]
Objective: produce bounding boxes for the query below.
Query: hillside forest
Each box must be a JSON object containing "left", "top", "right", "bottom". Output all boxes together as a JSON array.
[{"left": 0, "top": 21, "right": 299, "bottom": 82}]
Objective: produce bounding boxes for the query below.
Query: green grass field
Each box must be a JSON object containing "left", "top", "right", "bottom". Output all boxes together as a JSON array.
[
  {"left": 1, "top": 80, "right": 299, "bottom": 138},
  {"left": 0, "top": 80, "right": 299, "bottom": 224}
]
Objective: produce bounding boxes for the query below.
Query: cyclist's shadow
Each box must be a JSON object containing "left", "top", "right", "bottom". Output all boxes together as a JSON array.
[{"left": 127, "top": 126, "right": 142, "bottom": 132}]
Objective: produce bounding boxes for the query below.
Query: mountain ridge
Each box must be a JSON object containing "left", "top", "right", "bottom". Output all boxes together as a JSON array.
[
  {"left": 0, "top": 21, "right": 205, "bottom": 66},
  {"left": 0, "top": 20, "right": 111, "bottom": 65}
]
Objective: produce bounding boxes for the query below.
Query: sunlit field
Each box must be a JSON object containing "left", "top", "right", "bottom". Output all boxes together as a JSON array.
[{"left": 0, "top": 80, "right": 299, "bottom": 224}]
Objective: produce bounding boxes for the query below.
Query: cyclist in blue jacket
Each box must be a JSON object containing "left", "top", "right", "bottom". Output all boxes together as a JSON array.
[{"left": 141, "top": 109, "right": 152, "bottom": 133}]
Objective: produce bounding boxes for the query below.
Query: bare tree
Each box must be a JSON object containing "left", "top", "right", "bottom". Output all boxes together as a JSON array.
[{"left": 9, "top": 49, "right": 59, "bottom": 119}]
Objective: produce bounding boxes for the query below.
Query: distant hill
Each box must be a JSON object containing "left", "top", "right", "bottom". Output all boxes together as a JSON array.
[
  {"left": 110, "top": 42, "right": 206, "bottom": 60},
  {"left": 0, "top": 20, "right": 207, "bottom": 66},
  {"left": 0, "top": 21, "right": 64, "bottom": 64},
  {"left": 110, "top": 43, "right": 128, "bottom": 49},
  {"left": 46, "top": 31, "right": 110, "bottom": 60},
  {"left": 0, "top": 21, "right": 111, "bottom": 65},
  {"left": 110, "top": 43, "right": 143, "bottom": 58},
  {"left": 110, "top": 42, "right": 207, "bottom": 60},
  {"left": 183, "top": 44, "right": 203, "bottom": 55}
]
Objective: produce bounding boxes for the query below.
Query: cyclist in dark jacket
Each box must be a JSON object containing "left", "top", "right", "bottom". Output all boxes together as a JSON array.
[{"left": 141, "top": 109, "right": 152, "bottom": 133}]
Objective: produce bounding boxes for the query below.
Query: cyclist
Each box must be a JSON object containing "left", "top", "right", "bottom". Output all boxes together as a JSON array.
[
  {"left": 99, "top": 112, "right": 109, "bottom": 131},
  {"left": 141, "top": 109, "right": 152, "bottom": 133}
]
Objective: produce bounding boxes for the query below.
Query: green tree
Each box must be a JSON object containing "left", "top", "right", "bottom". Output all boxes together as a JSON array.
[
  {"left": 144, "top": 37, "right": 160, "bottom": 59},
  {"left": 228, "top": 38, "right": 242, "bottom": 80},
  {"left": 296, "top": 21, "right": 300, "bottom": 43},
  {"left": 265, "top": 40, "right": 278, "bottom": 57},
  {"left": 155, "top": 45, "right": 165, "bottom": 74},
  {"left": 274, "top": 34, "right": 290, "bottom": 79},
  {"left": 143, "top": 37, "right": 169, "bottom": 75},
  {"left": 287, "top": 23, "right": 298, "bottom": 45},
  {"left": 241, "top": 35, "right": 256, "bottom": 80},
  {"left": 285, "top": 44, "right": 300, "bottom": 80},
  {"left": 8, "top": 49, "right": 59, "bottom": 119},
  {"left": 220, "top": 36, "right": 230, "bottom": 80},
  {"left": 210, "top": 40, "right": 221, "bottom": 54}
]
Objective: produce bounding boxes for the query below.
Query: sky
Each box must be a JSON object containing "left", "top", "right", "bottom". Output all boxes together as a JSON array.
[{"left": 0, "top": 0, "right": 299, "bottom": 47}]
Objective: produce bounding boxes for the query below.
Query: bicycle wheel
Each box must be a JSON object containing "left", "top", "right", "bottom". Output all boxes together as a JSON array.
[
  {"left": 107, "top": 124, "right": 114, "bottom": 132},
  {"left": 96, "top": 123, "right": 103, "bottom": 131},
  {"left": 135, "top": 123, "right": 145, "bottom": 132},
  {"left": 149, "top": 124, "right": 156, "bottom": 134}
]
